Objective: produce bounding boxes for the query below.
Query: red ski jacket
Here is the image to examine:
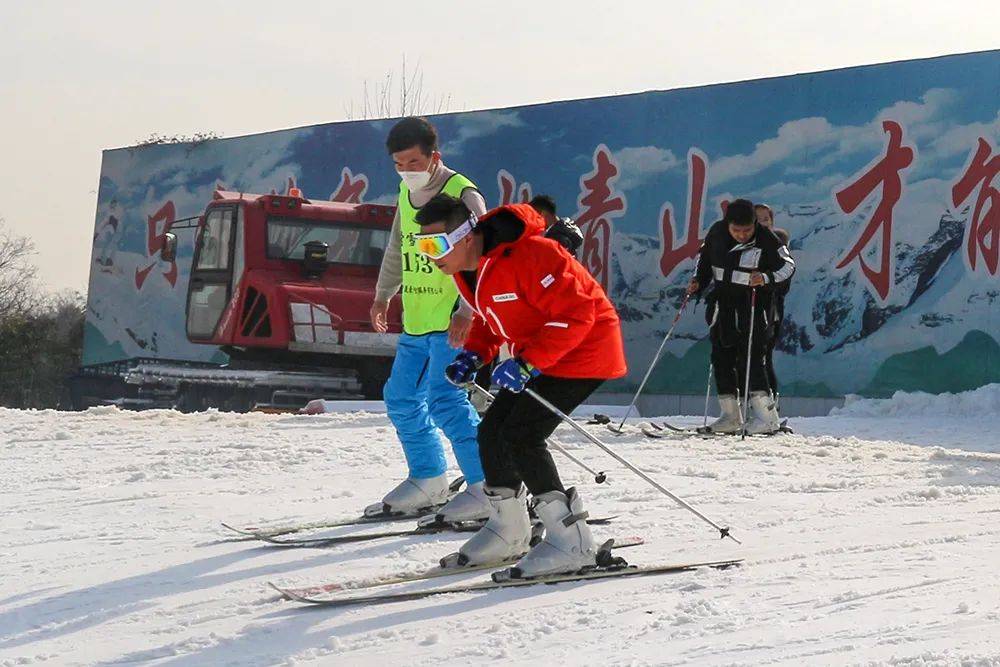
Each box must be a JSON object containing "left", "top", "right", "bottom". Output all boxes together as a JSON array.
[{"left": 455, "top": 204, "right": 627, "bottom": 380}]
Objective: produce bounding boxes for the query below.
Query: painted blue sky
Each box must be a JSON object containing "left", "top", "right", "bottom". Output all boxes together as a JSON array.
[
  {"left": 92, "top": 49, "right": 1000, "bottom": 292},
  {"left": 108, "top": 49, "right": 1000, "bottom": 243}
]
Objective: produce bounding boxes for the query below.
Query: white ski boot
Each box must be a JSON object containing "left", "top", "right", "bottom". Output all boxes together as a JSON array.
[
  {"left": 511, "top": 487, "right": 597, "bottom": 578},
  {"left": 441, "top": 485, "right": 532, "bottom": 567},
  {"left": 745, "top": 391, "right": 780, "bottom": 435},
  {"left": 364, "top": 474, "right": 450, "bottom": 517},
  {"left": 707, "top": 394, "right": 742, "bottom": 434},
  {"left": 418, "top": 481, "right": 491, "bottom": 527}
]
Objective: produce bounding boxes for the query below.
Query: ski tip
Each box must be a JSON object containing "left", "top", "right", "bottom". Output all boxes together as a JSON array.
[
  {"left": 268, "top": 581, "right": 292, "bottom": 600},
  {"left": 220, "top": 522, "right": 259, "bottom": 536},
  {"left": 611, "top": 535, "right": 645, "bottom": 548}
]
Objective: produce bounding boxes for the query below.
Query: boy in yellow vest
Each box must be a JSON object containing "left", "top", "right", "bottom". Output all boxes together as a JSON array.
[{"left": 366, "top": 117, "right": 487, "bottom": 522}]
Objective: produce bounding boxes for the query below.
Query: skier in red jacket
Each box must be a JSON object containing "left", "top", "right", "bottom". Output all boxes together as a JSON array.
[{"left": 413, "top": 195, "right": 627, "bottom": 578}]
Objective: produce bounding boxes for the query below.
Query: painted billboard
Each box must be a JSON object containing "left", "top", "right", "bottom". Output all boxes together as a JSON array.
[{"left": 85, "top": 49, "right": 1000, "bottom": 397}]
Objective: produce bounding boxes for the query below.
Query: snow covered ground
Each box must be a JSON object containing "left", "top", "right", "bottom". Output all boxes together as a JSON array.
[{"left": 3, "top": 388, "right": 1000, "bottom": 666}]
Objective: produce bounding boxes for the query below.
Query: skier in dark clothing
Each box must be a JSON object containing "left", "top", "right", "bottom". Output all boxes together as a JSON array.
[
  {"left": 754, "top": 203, "right": 792, "bottom": 401},
  {"left": 687, "top": 199, "right": 795, "bottom": 434},
  {"left": 414, "top": 194, "right": 627, "bottom": 578},
  {"left": 529, "top": 194, "right": 585, "bottom": 255}
]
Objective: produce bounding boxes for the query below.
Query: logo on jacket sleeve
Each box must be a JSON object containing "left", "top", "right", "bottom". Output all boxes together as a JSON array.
[
  {"left": 493, "top": 293, "right": 518, "bottom": 302},
  {"left": 540, "top": 274, "right": 555, "bottom": 288}
]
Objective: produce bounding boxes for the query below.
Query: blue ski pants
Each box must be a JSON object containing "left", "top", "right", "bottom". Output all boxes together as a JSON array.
[{"left": 383, "top": 332, "right": 484, "bottom": 483}]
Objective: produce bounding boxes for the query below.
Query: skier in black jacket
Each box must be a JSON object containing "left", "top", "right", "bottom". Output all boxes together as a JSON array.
[
  {"left": 754, "top": 203, "right": 791, "bottom": 403},
  {"left": 686, "top": 199, "right": 795, "bottom": 434},
  {"left": 529, "top": 194, "right": 584, "bottom": 255}
]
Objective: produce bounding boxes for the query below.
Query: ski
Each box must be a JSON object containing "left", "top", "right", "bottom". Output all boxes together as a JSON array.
[
  {"left": 639, "top": 422, "right": 700, "bottom": 439},
  {"left": 271, "top": 557, "right": 743, "bottom": 607},
  {"left": 608, "top": 420, "right": 693, "bottom": 436},
  {"left": 640, "top": 425, "right": 676, "bottom": 439},
  {"left": 257, "top": 515, "right": 620, "bottom": 548},
  {"left": 641, "top": 419, "right": 791, "bottom": 439},
  {"left": 221, "top": 513, "right": 419, "bottom": 539},
  {"left": 221, "top": 477, "right": 466, "bottom": 539},
  {"left": 273, "top": 535, "right": 646, "bottom": 598},
  {"left": 649, "top": 421, "right": 693, "bottom": 433}
]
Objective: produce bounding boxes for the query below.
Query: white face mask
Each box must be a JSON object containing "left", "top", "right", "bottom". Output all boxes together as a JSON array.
[
  {"left": 399, "top": 170, "right": 431, "bottom": 190},
  {"left": 399, "top": 159, "right": 436, "bottom": 191}
]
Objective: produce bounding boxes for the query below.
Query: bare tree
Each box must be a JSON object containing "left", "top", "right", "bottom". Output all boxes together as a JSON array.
[
  {"left": 128, "top": 131, "right": 223, "bottom": 156},
  {"left": 345, "top": 55, "right": 452, "bottom": 120},
  {"left": 0, "top": 219, "right": 38, "bottom": 318}
]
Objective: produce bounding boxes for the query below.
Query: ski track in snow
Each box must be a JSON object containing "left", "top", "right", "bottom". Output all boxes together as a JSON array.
[{"left": 1, "top": 402, "right": 999, "bottom": 666}]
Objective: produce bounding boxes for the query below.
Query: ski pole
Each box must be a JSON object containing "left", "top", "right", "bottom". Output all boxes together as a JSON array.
[
  {"left": 612, "top": 292, "right": 691, "bottom": 433},
  {"left": 703, "top": 304, "right": 719, "bottom": 428},
  {"left": 702, "top": 362, "right": 714, "bottom": 429},
  {"left": 524, "top": 387, "right": 739, "bottom": 544},
  {"left": 548, "top": 438, "right": 609, "bottom": 485},
  {"left": 741, "top": 288, "right": 757, "bottom": 441},
  {"left": 469, "top": 383, "right": 608, "bottom": 484}
]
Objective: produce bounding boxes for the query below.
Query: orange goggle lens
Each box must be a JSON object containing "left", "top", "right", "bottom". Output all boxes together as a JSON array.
[{"left": 414, "top": 234, "right": 453, "bottom": 260}]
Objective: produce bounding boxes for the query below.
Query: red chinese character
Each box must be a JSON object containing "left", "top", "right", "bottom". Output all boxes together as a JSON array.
[
  {"left": 574, "top": 145, "right": 626, "bottom": 291},
  {"left": 834, "top": 120, "right": 914, "bottom": 301},
  {"left": 497, "top": 169, "right": 533, "bottom": 205},
  {"left": 330, "top": 167, "right": 369, "bottom": 203},
  {"left": 135, "top": 201, "right": 178, "bottom": 290},
  {"left": 952, "top": 137, "right": 1000, "bottom": 275},
  {"left": 659, "top": 149, "right": 710, "bottom": 279}
]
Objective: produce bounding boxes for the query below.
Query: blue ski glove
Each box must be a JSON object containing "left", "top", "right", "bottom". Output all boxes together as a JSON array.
[
  {"left": 492, "top": 357, "right": 540, "bottom": 393},
  {"left": 445, "top": 350, "right": 483, "bottom": 387}
]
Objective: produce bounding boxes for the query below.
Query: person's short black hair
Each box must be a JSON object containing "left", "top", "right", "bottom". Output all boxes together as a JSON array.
[
  {"left": 386, "top": 117, "right": 438, "bottom": 156},
  {"left": 723, "top": 198, "right": 755, "bottom": 226},
  {"left": 415, "top": 194, "right": 470, "bottom": 231},
  {"left": 529, "top": 194, "right": 557, "bottom": 216}
]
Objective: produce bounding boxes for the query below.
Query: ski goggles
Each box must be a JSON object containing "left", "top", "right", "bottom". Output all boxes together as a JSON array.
[{"left": 413, "top": 214, "right": 478, "bottom": 260}]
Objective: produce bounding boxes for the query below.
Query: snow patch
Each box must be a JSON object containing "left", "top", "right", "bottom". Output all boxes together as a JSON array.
[{"left": 833, "top": 384, "right": 1000, "bottom": 418}]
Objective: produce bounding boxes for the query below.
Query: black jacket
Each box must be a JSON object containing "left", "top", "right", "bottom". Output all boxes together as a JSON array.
[
  {"left": 770, "top": 227, "right": 792, "bottom": 300},
  {"left": 544, "top": 217, "right": 584, "bottom": 254},
  {"left": 695, "top": 220, "right": 794, "bottom": 341},
  {"left": 695, "top": 220, "right": 794, "bottom": 300}
]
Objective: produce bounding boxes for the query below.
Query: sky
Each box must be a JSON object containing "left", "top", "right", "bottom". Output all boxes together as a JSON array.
[{"left": 1, "top": 0, "right": 998, "bottom": 293}]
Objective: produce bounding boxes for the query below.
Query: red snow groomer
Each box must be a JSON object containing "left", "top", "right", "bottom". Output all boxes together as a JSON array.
[{"left": 140, "top": 188, "right": 403, "bottom": 411}]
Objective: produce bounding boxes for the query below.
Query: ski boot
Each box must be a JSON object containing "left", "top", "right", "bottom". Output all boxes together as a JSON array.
[
  {"left": 509, "top": 487, "right": 597, "bottom": 579},
  {"left": 699, "top": 394, "right": 742, "bottom": 434},
  {"left": 440, "top": 485, "right": 532, "bottom": 568},
  {"left": 418, "top": 481, "right": 491, "bottom": 528},
  {"left": 364, "top": 474, "right": 450, "bottom": 518},
  {"left": 745, "top": 391, "right": 780, "bottom": 435}
]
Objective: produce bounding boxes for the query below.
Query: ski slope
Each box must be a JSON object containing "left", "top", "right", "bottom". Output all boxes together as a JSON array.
[{"left": 2, "top": 388, "right": 1000, "bottom": 666}]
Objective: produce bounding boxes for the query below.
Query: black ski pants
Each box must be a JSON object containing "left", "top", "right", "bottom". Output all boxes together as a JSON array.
[
  {"left": 710, "top": 299, "right": 772, "bottom": 398},
  {"left": 478, "top": 375, "right": 603, "bottom": 496},
  {"left": 764, "top": 297, "right": 785, "bottom": 395}
]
